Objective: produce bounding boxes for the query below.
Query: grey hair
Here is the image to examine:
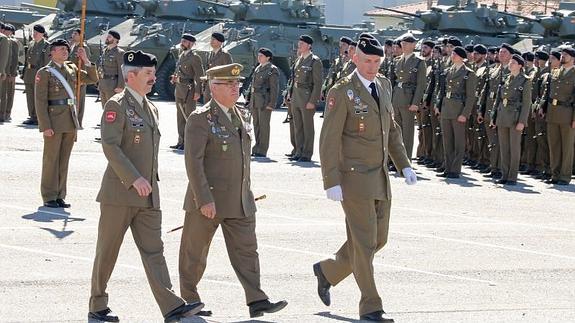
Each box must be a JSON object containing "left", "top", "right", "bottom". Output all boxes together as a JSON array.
[{"left": 121, "top": 64, "right": 143, "bottom": 81}]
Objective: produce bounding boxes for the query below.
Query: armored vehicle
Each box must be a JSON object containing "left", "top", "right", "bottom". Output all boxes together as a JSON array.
[{"left": 0, "top": 4, "right": 57, "bottom": 29}]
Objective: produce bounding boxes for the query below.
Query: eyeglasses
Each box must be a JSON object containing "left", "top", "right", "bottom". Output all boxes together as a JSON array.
[{"left": 212, "top": 81, "right": 242, "bottom": 88}]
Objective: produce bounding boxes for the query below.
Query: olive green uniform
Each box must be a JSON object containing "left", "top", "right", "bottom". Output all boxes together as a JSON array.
[
  {"left": 97, "top": 46, "right": 125, "bottom": 108},
  {"left": 475, "top": 62, "right": 493, "bottom": 168},
  {"left": 540, "top": 66, "right": 575, "bottom": 183},
  {"left": 438, "top": 64, "right": 478, "bottom": 175},
  {"left": 202, "top": 49, "right": 232, "bottom": 101},
  {"left": 174, "top": 48, "right": 204, "bottom": 145},
  {"left": 492, "top": 73, "right": 532, "bottom": 181},
  {"left": 250, "top": 62, "right": 280, "bottom": 156},
  {"left": 339, "top": 60, "right": 356, "bottom": 79},
  {"left": 392, "top": 53, "right": 427, "bottom": 160},
  {"left": 289, "top": 53, "right": 322, "bottom": 159},
  {"left": 179, "top": 100, "right": 268, "bottom": 305},
  {"left": 90, "top": 88, "right": 188, "bottom": 316},
  {"left": 417, "top": 57, "right": 434, "bottom": 160},
  {"left": 532, "top": 67, "right": 551, "bottom": 174},
  {"left": 318, "top": 72, "right": 410, "bottom": 316},
  {"left": 23, "top": 38, "right": 50, "bottom": 120},
  {"left": 69, "top": 42, "right": 92, "bottom": 127},
  {"left": 0, "top": 35, "right": 18, "bottom": 120},
  {"left": 35, "top": 61, "right": 98, "bottom": 203},
  {"left": 525, "top": 66, "right": 549, "bottom": 173}
]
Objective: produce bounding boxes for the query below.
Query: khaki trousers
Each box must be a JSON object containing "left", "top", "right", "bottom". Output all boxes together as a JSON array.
[
  {"left": 76, "top": 85, "right": 87, "bottom": 128},
  {"left": 441, "top": 118, "right": 466, "bottom": 174},
  {"left": 176, "top": 97, "right": 197, "bottom": 145},
  {"left": 394, "top": 106, "right": 415, "bottom": 160},
  {"left": 498, "top": 126, "right": 522, "bottom": 181},
  {"left": 484, "top": 113, "right": 500, "bottom": 170},
  {"left": 89, "top": 204, "right": 185, "bottom": 316},
  {"left": 534, "top": 118, "right": 550, "bottom": 172},
  {"left": 547, "top": 122, "right": 575, "bottom": 183},
  {"left": 98, "top": 79, "right": 117, "bottom": 109},
  {"left": 179, "top": 211, "right": 268, "bottom": 305},
  {"left": 430, "top": 111, "right": 443, "bottom": 163},
  {"left": 292, "top": 105, "right": 315, "bottom": 159},
  {"left": 25, "top": 82, "right": 36, "bottom": 119},
  {"left": 252, "top": 108, "right": 272, "bottom": 155},
  {"left": 320, "top": 198, "right": 391, "bottom": 316},
  {"left": 41, "top": 132, "right": 75, "bottom": 202}
]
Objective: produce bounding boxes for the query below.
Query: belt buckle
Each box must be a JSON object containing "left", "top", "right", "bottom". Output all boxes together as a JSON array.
[
  {"left": 446, "top": 92, "right": 451, "bottom": 99},
  {"left": 503, "top": 98, "right": 508, "bottom": 107},
  {"left": 489, "top": 92, "right": 495, "bottom": 99},
  {"left": 397, "top": 82, "right": 403, "bottom": 88},
  {"left": 66, "top": 98, "right": 74, "bottom": 106},
  {"left": 552, "top": 99, "right": 558, "bottom": 106}
]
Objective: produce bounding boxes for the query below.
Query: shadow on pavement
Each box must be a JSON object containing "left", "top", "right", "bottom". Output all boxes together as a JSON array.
[
  {"left": 315, "top": 311, "right": 364, "bottom": 322},
  {"left": 22, "top": 208, "right": 86, "bottom": 239}
]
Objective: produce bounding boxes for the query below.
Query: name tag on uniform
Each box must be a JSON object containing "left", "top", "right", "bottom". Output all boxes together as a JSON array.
[{"left": 502, "top": 98, "right": 508, "bottom": 107}]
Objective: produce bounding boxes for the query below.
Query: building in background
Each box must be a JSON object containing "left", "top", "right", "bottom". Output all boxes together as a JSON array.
[{"left": 0, "top": 0, "right": 56, "bottom": 6}]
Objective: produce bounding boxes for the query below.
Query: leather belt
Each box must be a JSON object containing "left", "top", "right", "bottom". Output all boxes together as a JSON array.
[
  {"left": 102, "top": 74, "right": 118, "bottom": 79},
  {"left": 396, "top": 81, "right": 415, "bottom": 89},
  {"left": 27, "top": 64, "right": 36, "bottom": 69},
  {"left": 294, "top": 82, "right": 311, "bottom": 89},
  {"left": 550, "top": 98, "right": 570, "bottom": 106},
  {"left": 177, "top": 77, "right": 194, "bottom": 83},
  {"left": 48, "top": 99, "right": 74, "bottom": 106},
  {"left": 445, "top": 92, "right": 464, "bottom": 100}
]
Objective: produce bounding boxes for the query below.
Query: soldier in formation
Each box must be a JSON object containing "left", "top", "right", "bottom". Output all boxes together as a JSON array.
[
  {"left": 98, "top": 30, "right": 125, "bottom": 108},
  {"left": 0, "top": 23, "right": 18, "bottom": 123},
  {"left": 23, "top": 24, "right": 50, "bottom": 125},
  {"left": 69, "top": 28, "right": 92, "bottom": 127},
  {"left": 203, "top": 32, "right": 233, "bottom": 102}
]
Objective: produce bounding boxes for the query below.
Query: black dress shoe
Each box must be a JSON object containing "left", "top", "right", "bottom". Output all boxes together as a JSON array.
[
  {"left": 506, "top": 180, "right": 517, "bottom": 185},
  {"left": 556, "top": 180, "right": 569, "bottom": 186},
  {"left": 22, "top": 118, "right": 38, "bottom": 125},
  {"left": 492, "top": 171, "right": 503, "bottom": 180},
  {"left": 479, "top": 167, "right": 492, "bottom": 174},
  {"left": 434, "top": 167, "right": 445, "bottom": 173},
  {"left": 495, "top": 179, "right": 507, "bottom": 184},
  {"left": 164, "top": 302, "right": 204, "bottom": 323},
  {"left": 253, "top": 153, "right": 266, "bottom": 158},
  {"left": 288, "top": 155, "right": 301, "bottom": 161},
  {"left": 388, "top": 164, "right": 397, "bottom": 172},
  {"left": 436, "top": 172, "right": 448, "bottom": 178},
  {"left": 248, "top": 299, "right": 288, "bottom": 318},
  {"left": 43, "top": 200, "right": 60, "bottom": 208},
  {"left": 197, "top": 310, "right": 212, "bottom": 316},
  {"left": 360, "top": 310, "right": 394, "bottom": 322},
  {"left": 88, "top": 308, "right": 119, "bottom": 322},
  {"left": 284, "top": 152, "right": 294, "bottom": 157},
  {"left": 56, "top": 198, "right": 70, "bottom": 208},
  {"left": 446, "top": 172, "right": 460, "bottom": 179},
  {"left": 313, "top": 262, "right": 331, "bottom": 306},
  {"left": 95, "top": 137, "right": 101, "bottom": 141},
  {"left": 169, "top": 143, "right": 182, "bottom": 149},
  {"left": 298, "top": 157, "right": 312, "bottom": 162}
]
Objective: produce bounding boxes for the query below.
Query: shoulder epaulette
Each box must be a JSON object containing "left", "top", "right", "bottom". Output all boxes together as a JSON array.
[{"left": 192, "top": 102, "right": 211, "bottom": 115}]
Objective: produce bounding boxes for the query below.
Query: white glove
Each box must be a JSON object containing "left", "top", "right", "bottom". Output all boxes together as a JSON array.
[
  {"left": 325, "top": 185, "right": 343, "bottom": 201},
  {"left": 402, "top": 167, "right": 417, "bottom": 185}
]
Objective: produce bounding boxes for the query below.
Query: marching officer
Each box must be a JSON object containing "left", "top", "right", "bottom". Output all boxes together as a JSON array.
[
  {"left": 436, "top": 46, "right": 478, "bottom": 179},
  {"left": 69, "top": 28, "right": 92, "bottom": 127},
  {"left": 540, "top": 47, "right": 575, "bottom": 185},
  {"left": 35, "top": 39, "right": 99, "bottom": 208},
  {"left": 0, "top": 24, "right": 17, "bottom": 122},
  {"left": 98, "top": 30, "right": 124, "bottom": 108},
  {"left": 250, "top": 48, "right": 280, "bottom": 157},
  {"left": 315, "top": 36, "right": 416, "bottom": 322},
  {"left": 287, "top": 34, "right": 322, "bottom": 162},
  {"left": 170, "top": 33, "right": 204, "bottom": 150},
  {"left": 392, "top": 33, "right": 427, "bottom": 160},
  {"left": 179, "top": 63, "right": 287, "bottom": 318},
  {"left": 23, "top": 24, "right": 50, "bottom": 125},
  {"left": 203, "top": 32, "right": 233, "bottom": 102},
  {"left": 491, "top": 54, "right": 532, "bottom": 185},
  {"left": 90, "top": 50, "right": 204, "bottom": 322}
]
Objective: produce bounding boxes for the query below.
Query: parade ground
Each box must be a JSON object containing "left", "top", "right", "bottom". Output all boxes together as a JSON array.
[{"left": 0, "top": 83, "right": 574, "bottom": 323}]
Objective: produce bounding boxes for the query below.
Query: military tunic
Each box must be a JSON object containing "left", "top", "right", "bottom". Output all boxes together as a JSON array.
[
  {"left": 90, "top": 88, "right": 188, "bottom": 316},
  {"left": 474, "top": 62, "right": 493, "bottom": 167},
  {"left": 179, "top": 100, "right": 268, "bottom": 305},
  {"left": 97, "top": 46, "right": 125, "bottom": 108},
  {"left": 540, "top": 66, "right": 575, "bottom": 183},
  {"left": 391, "top": 53, "right": 427, "bottom": 160},
  {"left": 23, "top": 38, "right": 50, "bottom": 120},
  {"left": 0, "top": 35, "right": 18, "bottom": 120},
  {"left": 250, "top": 62, "right": 280, "bottom": 156},
  {"left": 416, "top": 57, "right": 434, "bottom": 160},
  {"left": 439, "top": 63, "right": 478, "bottom": 175},
  {"left": 35, "top": 60, "right": 98, "bottom": 203},
  {"left": 318, "top": 72, "right": 410, "bottom": 316},
  {"left": 202, "top": 49, "right": 233, "bottom": 101},
  {"left": 531, "top": 67, "right": 551, "bottom": 174},
  {"left": 174, "top": 48, "right": 204, "bottom": 145},
  {"left": 69, "top": 42, "right": 92, "bottom": 126},
  {"left": 289, "top": 52, "right": 322, "bottom": 159},
  {"left": 492, "top": 73, "right": 532, "bottom": 181}
]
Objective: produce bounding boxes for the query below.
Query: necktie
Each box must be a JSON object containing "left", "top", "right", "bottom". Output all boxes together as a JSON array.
[
  {"left": 230, "top": 110, "right": 242, "bottom": 130},
  {"left": 369, "top": 82, "right": 380, "bottom": 108}
]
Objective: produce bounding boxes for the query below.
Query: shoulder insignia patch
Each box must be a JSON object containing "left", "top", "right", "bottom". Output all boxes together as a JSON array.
[
  {"left": 35, "top": 72, "right": 41, "bottom": 84},
  {"left": 328, "top": 97, "right": 336, "bottom": 110},
  {"left": 105, "top": 111, "right": 117, "bottom": 123}
]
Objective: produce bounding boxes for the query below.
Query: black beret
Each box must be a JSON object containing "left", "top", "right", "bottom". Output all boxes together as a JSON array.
[
  {"left": 108, "top": 30, "right": 120, "bottom": 40},
  {"left": 447, "top": 37, "right": 462, "bottom": 47},
  {"left": 500, "top": 43, "right": 515, "bottom": 54},
  {"left": 434, "top": 45, "right": 442, "bottom": 51},
  {"left": 393, "top": 39, "right": 402, "bottom": 47},
  {"left": 182, "top": 33, "right": 196, "bottom": 42},
  {"left": 465, "top": 44, "right": 474, "bottom": 52},
  {"left": 488, "top": 46, "right": 499, "bottom": 54},
  {"left": 422, "top": 40, "right": 435, "bottom": 48},
  {"left": 473, "top": 44, "right": 487, "bottom": 55},
  {"left": 511, "top": 54, "right": 525, "bottom": 66},
  {"left": 50, "top": 38, "right": 70, "bottom": 51},
  {"left": 452, "top": 46, "right": 467, "bottom": 59},
  {"left": 561, "top": 47, "right": 575, "bottom": 57},
  {"left": 350, "top": 41, "right": 357, "bottom": 47},
  {"left": 535, "top": 50, "right": 549, "bottom": 60},
  {"left": 357, "top": 37, "right": 384, "bottom": 57},
  {"left": 522, "top": 52, "right": 535, "bottom": 62},
  {"left": 33, "top": 24, "right": 45, "bottom": 34},
  {"left": 384, "top": 39, "right": 393, "bottom": 46},
  {"left": 258, "top": 47, "right": 273, "bottom": 58},
  {"left": 340, "top": 36, "right": 353, "bottom": 45},
  {"left": 72, "top": 28, "right": 81, "bottom": 35},
  {"left": 299, "top": 34, "right": 313, "bottom": 45},
  {"left": 0, "top": 22, "right": 5, "bottom": 30},
  {"left": 400, "top": 33, "right": 417, "bottom": 43},
  {"left": 550, "top": 50, "right": 561, "bottom": 60},
  {"left": 123, "top": 50, "right": 157, "bottom": 67},
  {"left": 358, "top": 32, "right": 375, "bottom": 40},
  {"left": 211, "top": 32, "right": 225, "bottom": 43}
]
